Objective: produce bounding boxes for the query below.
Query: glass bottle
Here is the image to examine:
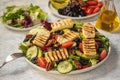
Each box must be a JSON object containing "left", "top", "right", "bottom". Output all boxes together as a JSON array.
[{"left": 95, "top": 0, "right": 120, "bottom": 32}]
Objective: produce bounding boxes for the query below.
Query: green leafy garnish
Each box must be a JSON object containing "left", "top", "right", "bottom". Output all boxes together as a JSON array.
[
  {"left": 95, "top": 33, "right": 110, "bottom": 51},
  {"left": 1, "top": 4, "right": 47, "bottom": 29}
]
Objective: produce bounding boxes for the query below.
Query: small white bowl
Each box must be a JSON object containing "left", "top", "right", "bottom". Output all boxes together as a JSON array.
[{"left": 0, "top": 0, "right": 46, "bottom": 31}]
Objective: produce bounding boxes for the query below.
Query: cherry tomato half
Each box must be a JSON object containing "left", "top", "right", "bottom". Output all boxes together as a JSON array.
[
  {"left": 62, "top": 41, "right": 74, "bottom": 48},
  {"left": 38, "top": 57, "right": 47, "bottom": 68},
  {"left": 99, "top": 49, "right": 107, "bottom": 61}
]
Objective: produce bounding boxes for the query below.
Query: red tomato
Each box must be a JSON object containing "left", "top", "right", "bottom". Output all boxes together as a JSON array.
[
  {"left": 25, "top": 34, "right": 33, "bottom": 39},
  {"left": 86, "top": 7, "right": 94, "bottom": 15},
  {"left": 38, "top": 57, "right": 47, "bottom": 68},
  {"left": 99, "top": 49, "right": 107, "bottom": 61},
  {"left": 82, "top": 7, "right": 87, "bottom": 11},
  {"left": 97, "top": 2, "right": 103, "bottom": 8},
  {"left": 92, "top": 7, "right": 100, "bottom": 14},
  {"left": 79, "top": 43, "right": 83, "bottom": 52},
  {"left": 61, "top": 41, "right": 74, "bottom": 48},
  {"left": 89, "top": 6, "right": 96, "bottom": 9},
  {"left": 86, "top": 1, "right": 98, "bottom": 6}
]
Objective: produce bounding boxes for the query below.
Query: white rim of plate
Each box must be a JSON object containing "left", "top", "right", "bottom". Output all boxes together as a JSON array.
[
  {"left": 25, "top": 45, "right": 111, "bottom": 75},
  {"left": 3, "top": 23, "right": 41, "bottom": 31},
  {"left": 48, "top": 0, "right": 102, "bottom": 20}
]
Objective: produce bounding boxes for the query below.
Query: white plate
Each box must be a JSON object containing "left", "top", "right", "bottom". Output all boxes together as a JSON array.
[
  {"left": 0, "top": 0, "right": 47, "bottom": 31},
  {"left": 48, "top": 0, "right": 102, "bottom": 20},
  {"left": 25, "top": 45, "right": 111, "bottom": 75},
  {"left": 0, "top": 0, "right": 32, "bottom": 31}
]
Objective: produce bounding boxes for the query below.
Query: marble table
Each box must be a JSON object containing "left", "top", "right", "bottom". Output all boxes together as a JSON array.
[{"left": 0, "top": 0, "right": 120, "bottom": 80}]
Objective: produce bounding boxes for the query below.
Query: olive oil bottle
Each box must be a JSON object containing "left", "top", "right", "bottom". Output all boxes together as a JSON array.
[{"left": 96, "top": 0, "right": 120, "bottom": 32}]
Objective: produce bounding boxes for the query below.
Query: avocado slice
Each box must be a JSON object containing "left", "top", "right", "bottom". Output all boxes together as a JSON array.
[
  {"left": 76, "top": 50, "right": 99, "bottom": 60},
  {"left": 50, "top": 0, "right": 70, "bottom": 9},
  {"left": 52, "top": 0, "right": 66, "bottom": 3},
  {"left": 37, "top": 47, "right": 43, "bottom": 57},
  {"left": 89, "top": 59, "right": 98, "bottom": 66}
]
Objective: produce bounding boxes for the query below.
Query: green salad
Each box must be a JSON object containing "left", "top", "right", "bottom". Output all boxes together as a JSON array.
[
  {"left": 19, "top": 19, "right": 110, "bottom": 74},
  {"left": 1, "top": 4, "right": 47, "bottom": 29}
]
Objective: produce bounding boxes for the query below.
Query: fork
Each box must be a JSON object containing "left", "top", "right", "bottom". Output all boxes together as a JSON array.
[{"left": 0, "top": 53, "right": 24, "bottom": 69}]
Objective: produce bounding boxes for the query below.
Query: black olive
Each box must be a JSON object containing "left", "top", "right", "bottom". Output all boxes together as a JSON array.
[
  {"left": 56, "top": 60, "right": 63, "bottom": 64},
  {"left": 58, "top": 3, "right": 87, "bottom": 17},
  {"left": 68, "top": 3, "right": 75, "bottom": 8},
  {"left": 73, "top": 12, "right": 79, "bottom": 17},
  {"left": 74, "top": 38, "right": 82, "bottom": 42},
  {"left": 55, "top": 30, "right": 64, "bottom": 35},
  {"left": 31, "top": 57, "right": 37, "bottom": 64},
  {"left": 58, "top": 9, "right": 63, "bottom": 14},
  {"left": 80, "top": 10, "right": 86, "bottom": 16},
  {"left": 99, "top": 43, "right": 104, "bottom": 48},
  {"left": 73, "top": 46, "right": 79, "bottom": 50},
  {"left": 79, "top": 8, "right": 82, "bottom": 12},
  {"left": 74, "top": 5, "right": 80, "bottom": 10},
  {"left": 67, "top": 12, "right": 73, "bottom": 17},
  {"left": 65, "top": 7, "right": 71, "bottom": 12},
  {"left": 52, "top": 46, "right": 59, "bottom": 50},
  {"left": 79, "top": 59, "right": 89, "bottom": 66}
]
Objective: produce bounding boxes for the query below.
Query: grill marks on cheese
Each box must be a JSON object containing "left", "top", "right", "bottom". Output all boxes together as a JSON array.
[
  {"left": 82, "top": 39, "right": 96, "bottom": 56},
  {"left": 82, "top": 24, "right": 96, "bottom": 56},
  {"left": 51, "top": 19, "right": 74, "bottom": 31},
  {"left": 57, "top": 31, "right": 79, "bottom": 44},
  {"left": 45, "top": 48, "right": 69, "bottom": 62},
  {"left": 32, "top": 32, "right": 50, "bottom": 47},
  {"left": 82, "top": 24, "right": 95, "bottom": 38}
]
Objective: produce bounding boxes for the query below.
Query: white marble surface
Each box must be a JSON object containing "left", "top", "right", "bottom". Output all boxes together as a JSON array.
[{"left": 0, "top": 0, "right": 120, "bottom": 80}]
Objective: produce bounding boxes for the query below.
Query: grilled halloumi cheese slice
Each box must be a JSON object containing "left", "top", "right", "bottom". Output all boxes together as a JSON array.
[
  {"left": 82, "top": 23, "right": 95, "bottom": 38},
  {"left": 82, "top": 39, "right": 96, "bottom": 56},
  {"left": 32, "top": 31, "right": 50, "bottom": 47},
  {"left": 57, "top": 30, "right": 79, "bottom": 44},
  {"left": 51, "top": 19, "right": 74, "bottom": 31},
  {"left": 45, "top": 48, "right": 69, "bottom": 62}
]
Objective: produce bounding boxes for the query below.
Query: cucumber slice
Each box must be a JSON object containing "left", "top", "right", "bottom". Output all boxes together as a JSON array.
[
  {"left": 57, "top": 61, "right": 73, "bottom": 74},
  {"left": 26, "top": 46, "right": 38, "bottom": 60}
]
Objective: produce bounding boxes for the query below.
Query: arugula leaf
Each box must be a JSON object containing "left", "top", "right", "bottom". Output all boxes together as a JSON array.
[{"left": 95, "top": 33, "right": 110, "bottom": 51}]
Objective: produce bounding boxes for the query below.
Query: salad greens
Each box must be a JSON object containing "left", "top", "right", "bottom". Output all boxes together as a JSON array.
[
  {"left": 1, "top": 4, "right": 47, "bottom": 29},
  {"left": 19, "top": 19, "right": 110, "bottom": 74},
  {"left": 95, "top": 33, "right": 110, "bottom": 52}
]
